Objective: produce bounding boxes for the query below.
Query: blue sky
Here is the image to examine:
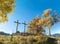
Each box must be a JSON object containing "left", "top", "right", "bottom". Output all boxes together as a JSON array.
[{"left": 0, "top": 0, "right": 60, "bottom": 34}]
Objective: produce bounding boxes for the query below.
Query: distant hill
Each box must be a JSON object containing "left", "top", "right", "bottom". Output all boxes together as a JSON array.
[
  {"left": 53, "top": 33, "right": 60, "bottom": 37},
  {"left": 0, "top": 32, "right": 10, "bottom": 36}
]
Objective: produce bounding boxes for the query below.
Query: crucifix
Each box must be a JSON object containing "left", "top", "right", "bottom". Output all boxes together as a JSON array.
[
  {"left": 22, "top": 21, "right": 27, "bottom": 36},
  {"left": 14, "top": 20, "right": 21, "bottom": 33}
]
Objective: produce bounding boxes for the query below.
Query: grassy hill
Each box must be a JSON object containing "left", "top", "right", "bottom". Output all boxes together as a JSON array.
[{"left": 0, "top": 34, "right": 58, "bottom": 44}]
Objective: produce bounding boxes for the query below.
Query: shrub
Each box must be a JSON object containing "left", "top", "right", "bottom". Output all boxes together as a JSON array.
[{"left": 46, "top": 37, "right": 57, "bottom": 44}]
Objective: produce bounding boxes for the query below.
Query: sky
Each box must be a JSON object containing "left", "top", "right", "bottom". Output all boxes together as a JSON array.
[{"left": 0, "top": 0, "right": 60, "bottom": 35}]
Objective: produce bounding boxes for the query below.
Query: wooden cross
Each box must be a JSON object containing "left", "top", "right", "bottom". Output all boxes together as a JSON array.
[
  {"left": 14, "top": 20, "right": 21, "bottom": 33},
  {"left": 22, "top": 21, "right": 27, "bottom": 36}
]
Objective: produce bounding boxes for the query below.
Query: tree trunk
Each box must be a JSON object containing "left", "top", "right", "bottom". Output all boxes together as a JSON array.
[{"left": 49, "top": 28, "right": 51, "bottom": 36}]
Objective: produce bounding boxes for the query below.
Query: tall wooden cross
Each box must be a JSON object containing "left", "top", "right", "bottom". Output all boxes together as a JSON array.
[
  {"left": 22, "top": 21, "right": 27, "bottom": 36},
  {"left": 14, "top": 20, "right": 21, "bottom": 33}
]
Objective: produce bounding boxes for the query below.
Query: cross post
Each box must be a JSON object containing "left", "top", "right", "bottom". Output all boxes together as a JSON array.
[
  {"left": 14, "top": 20, "right": 21, "bottom": 33},
  {"left": 22, "top": 21, "right": 27, "bottom": 36}
]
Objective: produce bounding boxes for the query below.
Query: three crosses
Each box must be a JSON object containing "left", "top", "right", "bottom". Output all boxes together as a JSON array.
[{"left": 14, "top": 20, "right": 27, "bottom": 35}]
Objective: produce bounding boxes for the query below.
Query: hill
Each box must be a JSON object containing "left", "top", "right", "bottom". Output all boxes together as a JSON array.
[
  {"left": 53, "top": 33, "right": 60, "bottom": 37},
  {"left": 0, "top": 32, "right": 10, "bottom": 36}
]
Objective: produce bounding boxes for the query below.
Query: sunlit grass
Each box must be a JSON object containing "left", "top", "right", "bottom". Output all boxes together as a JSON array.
[{"left": 0, "top": 35, "right": 48, "bottom": 44}]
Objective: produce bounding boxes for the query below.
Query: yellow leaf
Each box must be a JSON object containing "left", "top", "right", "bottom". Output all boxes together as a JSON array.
[
  {"left": 2, "top": 15, "right": 8, "bottom": 22},
  {"left": 0, "top": 12, "right": 2, "bottom": 16}
]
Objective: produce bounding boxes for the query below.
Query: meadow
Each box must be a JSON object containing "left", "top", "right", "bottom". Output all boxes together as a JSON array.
[{"left": 0, "top": 35, "right": 58, "bottom": 44}]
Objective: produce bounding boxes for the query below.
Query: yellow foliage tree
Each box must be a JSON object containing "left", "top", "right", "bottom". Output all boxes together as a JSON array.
[
  {"left": 42, "top": 9, "right": 51, "bottom": 36},
  {"left": 27, "top": 9, "right": 60, "bottom": 36},
  {"left": 27, "top": 15, "right": 44, "bottom": 35},
  {"left": 0, "top": 0, "right": 15, "bottom": 22}
]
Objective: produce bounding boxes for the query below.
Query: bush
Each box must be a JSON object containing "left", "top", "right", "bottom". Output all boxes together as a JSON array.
[
  {"left": 46, "top": 37, "right": 57, "bottom": 44},
  {"left": 0, "top": 42, "right": 4, "bottom": 44}
]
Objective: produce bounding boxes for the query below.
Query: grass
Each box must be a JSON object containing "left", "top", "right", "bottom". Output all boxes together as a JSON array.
[{"left": 0, "top": 35, "right": 58, "bottom": 44}]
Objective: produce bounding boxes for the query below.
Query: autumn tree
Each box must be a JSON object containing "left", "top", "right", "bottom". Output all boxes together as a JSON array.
[
  {"left": 42, "top": 9, "right": 52, "bottom": 36},
  {"left": 27, "top": 15, "right": 45, "bottom": 35},
  {"left": 0, "top": 0, "right": 15, "bottom": 22},
  {"left": 38, "top": 9, "right": 60, "bottom": 36},
  {"left": 27, "top": 9, "right": 60, "bottom": 36}
]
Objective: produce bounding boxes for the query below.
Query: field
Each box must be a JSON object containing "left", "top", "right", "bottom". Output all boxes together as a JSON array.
[{"left": 0, "top": 35, "right": 58, "bottom": 44}]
